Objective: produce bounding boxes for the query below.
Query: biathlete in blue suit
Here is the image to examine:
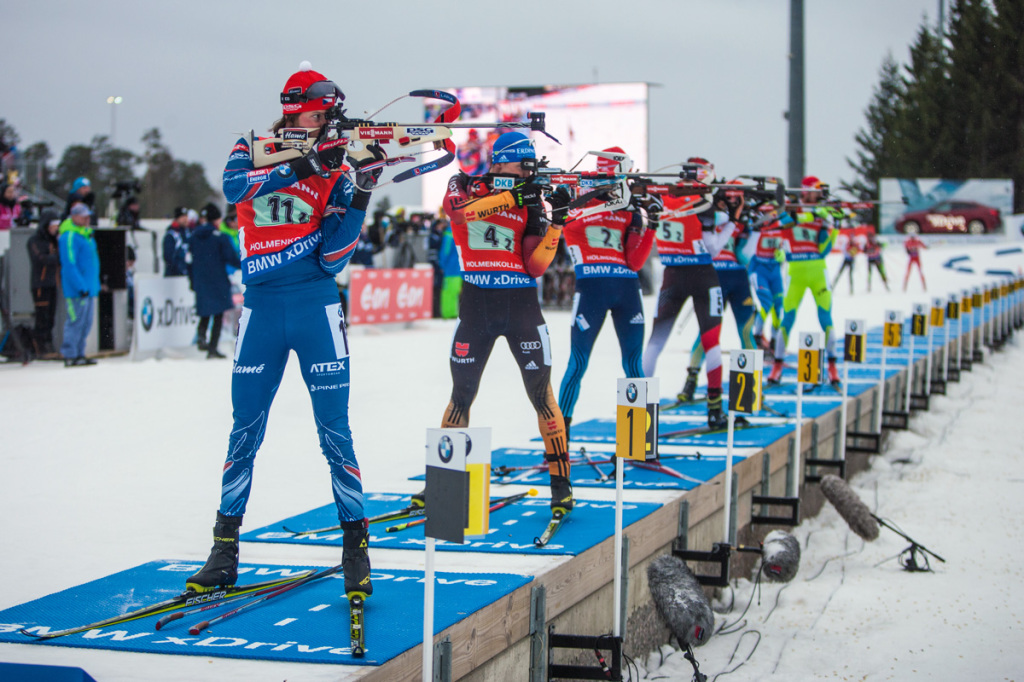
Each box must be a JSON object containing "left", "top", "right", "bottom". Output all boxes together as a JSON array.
[
  {"left": 188, "top": 62, "right": 383, "bottom": 603},
  {"left": 555, "top": 147, "right": 656, "bottom": 440}
]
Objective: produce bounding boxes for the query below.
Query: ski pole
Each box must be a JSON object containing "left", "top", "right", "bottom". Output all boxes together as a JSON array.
[
  {"left": 386, "top": 490, "right": 538, "bottom": 533},
  {"left": 187, "top": 564, "right": 342, "bottom": 635},
  {"left": 284, "top": 503, "right": 425, "bottom": 536}
]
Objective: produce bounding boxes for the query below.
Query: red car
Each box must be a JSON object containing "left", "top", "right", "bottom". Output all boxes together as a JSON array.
[{"left": 895, "top": 200, "right": 1002, "bottom": 235}]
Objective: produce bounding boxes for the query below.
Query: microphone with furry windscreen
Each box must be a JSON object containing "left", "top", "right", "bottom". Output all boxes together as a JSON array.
[
  {"left": 760, "top": 530, "right": 801, "bottom": 583},
  {"left": 819, "top": 474, "right": 880, "bottom": 541},
  {"left": 648, "top": 555, "right": 714, "bottom": 648},
  {"left": 819, "top": 474, "right": 946, "bottom": 571}
]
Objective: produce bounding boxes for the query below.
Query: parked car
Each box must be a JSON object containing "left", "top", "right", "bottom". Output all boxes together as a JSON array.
[{"left": 894, "top": 200, "right": 1002, "bottom": 235}]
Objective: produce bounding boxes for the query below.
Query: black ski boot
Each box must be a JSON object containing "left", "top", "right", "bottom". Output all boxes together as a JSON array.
[
  {"left": 707, "top": 396, "right": 728, "bottom": 431},
  {"left": 186, "top": 512, "right": 242, "bottom": 592},
  {"left": 677, "top": 368, "right": 699, "bottom": 403},
  {"left": 342, "top": 521, "right": 373, "bottom": 598},
  {"left": 549, "top": 475, "right": 575, "bottom": 514}
]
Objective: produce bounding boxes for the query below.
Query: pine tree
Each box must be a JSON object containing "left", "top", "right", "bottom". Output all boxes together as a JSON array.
[
  {"left": 846, "top": 54, "right": 906, "bottom": 198},
  {"left": 992, "top": 0, "right": 1024, "bottom": 211}
]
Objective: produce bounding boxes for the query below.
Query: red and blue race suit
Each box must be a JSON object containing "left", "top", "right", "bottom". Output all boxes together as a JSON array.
[
  {"left": 217, "top": 134, "right": 369, "bottom": 525},
  {"left": 557, "top": 198, "right": 654, "bottom": 420}
]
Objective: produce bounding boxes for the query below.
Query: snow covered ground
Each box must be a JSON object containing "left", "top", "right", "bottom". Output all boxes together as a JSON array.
[{"left": 1, "top": 237, "right": 1023, "bottom": 681}]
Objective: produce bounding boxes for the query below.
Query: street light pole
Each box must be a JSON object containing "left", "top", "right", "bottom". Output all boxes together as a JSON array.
[{"left": 106, "top": 96, "right": 122, "bottom": 147}]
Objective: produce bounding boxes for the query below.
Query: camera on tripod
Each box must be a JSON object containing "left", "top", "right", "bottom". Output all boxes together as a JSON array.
[{"left": 111, "top": 180, "right": 142, "bottom": 200}]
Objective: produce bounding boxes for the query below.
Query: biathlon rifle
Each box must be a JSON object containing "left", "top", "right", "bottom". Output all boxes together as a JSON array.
[{"left": 248, "top": 90, "right": 549, "bottom": 187}]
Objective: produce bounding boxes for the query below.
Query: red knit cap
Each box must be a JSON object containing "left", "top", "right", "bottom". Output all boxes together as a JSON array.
[
  {"left": 802, "top": 175, "right": 822, "bottom": 190},
  {"left": 281, "top": 61, "right": 342, "bottom": 115},
  {"left": 596, "top": 146, "right": 627, "bottom": 174}
]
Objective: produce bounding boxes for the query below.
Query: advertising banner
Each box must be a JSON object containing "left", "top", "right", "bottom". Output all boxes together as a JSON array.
[
  {"left": 347, "top": 267, "right": 433, "bottom": 325},
  {"left": 421, "top": 83, "right": 649, "bottom": 211},
  {"left": 132, "top": 275, "right": 198, "bottom": 354},
  {"left": 879, "top": 178, "right": 1013, "bottom": 235}
]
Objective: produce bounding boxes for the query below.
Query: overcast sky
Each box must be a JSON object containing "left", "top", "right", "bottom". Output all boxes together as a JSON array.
[{"left": 3, "top": 0, "right": 939, "bottom": 213}]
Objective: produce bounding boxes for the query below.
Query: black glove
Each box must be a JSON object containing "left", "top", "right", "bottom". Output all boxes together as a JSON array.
[
  {"left": 547, "top": 185, "right": 572, "bottom": 225},
  {"left": 509, "top": 181, "right": 542, "bottom": 208},
  {"left": 351, "top": 142, "right": 385, "bottom": 192},
  {"left": 79, "top": 290, "right": 90, "bottom": 298},
  {"left": 288, "top": 138, "right": 348, "bottom": 180}
]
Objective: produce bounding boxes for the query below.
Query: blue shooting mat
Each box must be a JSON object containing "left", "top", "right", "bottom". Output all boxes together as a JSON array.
[
  {"left": 479, "top": 447, "right": 753, "bottom": 491},
  {"left": 0, "top": 561, "right": 530, "bottom": 666},
  {"left": 658, "top": 396, "right": 837, "bottom": 419},
  {"left": 243, "top": 493, "right": 660, "bottom": 556},
  {"left": 557, "top": 416, "right": 795, "bottom": 448}
]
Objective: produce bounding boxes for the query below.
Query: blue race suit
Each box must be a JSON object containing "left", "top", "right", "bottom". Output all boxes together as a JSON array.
[{"left": 219, "top": 134, "right": 369, "bottom": 525}]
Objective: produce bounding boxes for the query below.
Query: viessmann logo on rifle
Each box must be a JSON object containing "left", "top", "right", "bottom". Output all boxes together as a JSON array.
[{"left": 357, "top": 127, "right": 395, "bottom": 140}]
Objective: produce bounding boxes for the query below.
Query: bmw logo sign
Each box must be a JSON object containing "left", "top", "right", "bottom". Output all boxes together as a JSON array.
[
  {"left": 850, "top": 322, "right": 858, "bottom": 332},
  {"left": 804, "top": 334, "right": 813, "bottom": 347},
  {"left": 141, "top": 297, "right": 154, "bottom": 331},
  {"left": 889, "top": 312, "right": 895, "bottom": 321},
  {"left": 737, "top": 353, "right": 747, "bottom": 369},
  {"left": 464, "top": 434, "right": 473, "bottom": 457},
  {"left": 626, "top": 383, "right": 638, "bottom": 403},
  {"left": 438, "top": 435, "right": 454, "bottom": 463}
]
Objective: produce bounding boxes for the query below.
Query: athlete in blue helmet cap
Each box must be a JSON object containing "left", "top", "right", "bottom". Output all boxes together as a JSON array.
[
  {"left": 490, "top": 131, "right": 535, "bottom": 164},
  {"left": 439, "top": 131, "right": 575, "bottom": 518}
]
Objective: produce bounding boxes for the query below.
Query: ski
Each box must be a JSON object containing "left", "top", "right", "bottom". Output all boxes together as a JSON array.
[
  {"left": 283, "top": 502, "right": 425, "bottom": 536},
  {"left": 662, "top": 395, "right": 708, "bottom": 411},
  {"left": 534, "top": 509, "right": 568, "bottom": 548},
  {"left": 188, "top": 564, "right": 342, "bottom": 635},
  {"left": 349, "top": 593, "right": 366, "bottom": 657},
  {"left": 385, "top": 490, "right": 537, "bottom": 533},
  {"left": 18, "top": 571, "right": 315, "bottom": 640}
]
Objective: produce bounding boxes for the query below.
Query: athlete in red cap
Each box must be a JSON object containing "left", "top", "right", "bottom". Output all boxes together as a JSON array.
[{"left": 188, "top": 62, "right": 380, "bottom": 605}]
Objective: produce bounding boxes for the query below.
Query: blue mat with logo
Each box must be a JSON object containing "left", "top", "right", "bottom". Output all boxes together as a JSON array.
[
  {"left": 476, "top": 447, "right": 752, "bottom": 491},
  {"left": 0, "top": 561, "right": 531, "bottom": 666},
  {"left": 243, "top": 492, "right": 660, "bottom": 555}
]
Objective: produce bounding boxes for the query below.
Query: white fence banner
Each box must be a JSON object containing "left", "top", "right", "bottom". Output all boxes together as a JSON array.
[{"left": 133, "top": 274, "right": 198, "bottom": 355}]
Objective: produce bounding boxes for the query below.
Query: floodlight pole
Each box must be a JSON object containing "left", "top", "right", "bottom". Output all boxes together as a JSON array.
[{"left": 787, "top": 0, "right": 805, "bottom": 187}]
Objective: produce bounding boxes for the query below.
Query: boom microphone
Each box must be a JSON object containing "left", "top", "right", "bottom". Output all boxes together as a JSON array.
[
  {"left": 760, "top": 530, "right": 801, "bottom": 583},
  {"left": 648, "top": 555, "right": 714, "bottom": 648},
  {"left": 819, "top": 474, "right": 880, "bottom": 541}
]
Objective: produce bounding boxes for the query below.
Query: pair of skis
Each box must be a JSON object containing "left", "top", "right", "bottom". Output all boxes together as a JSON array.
[{"left": 20, "top": 567, "right": 368, "bottom": 657}]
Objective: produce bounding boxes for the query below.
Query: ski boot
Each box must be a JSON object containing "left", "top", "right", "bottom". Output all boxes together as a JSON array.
[
  {"left": 549, "top": 475, "right": 575, "bottom": 515},
  {"left": 767, "top": 359, "right": 785, "bottom": 384},
  {"left": 342, "top": 521, "right": 373, "bottom": 598},
  {"left": 410, "top": 489, "right": 426, "bottom": 510},
  {"left": 677, "top": 368, "right": 699, "bottom": 403},
  {"left": 757, "top": 334, "right": 775, "bottom": 365},
  {"left": 828, "top": 358, "right": 841, "bottom": 389},
  {"left": 186, "top": 512, "right": 242, "bottom": 592},
  {"left": 707, "top": 397, "right": 728, "bottom": 431}
]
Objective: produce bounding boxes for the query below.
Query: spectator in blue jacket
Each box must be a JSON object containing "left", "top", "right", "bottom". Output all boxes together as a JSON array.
[
  {"left": 58, "top": 203, "right": 101, "bottom": 366},
  {"left": 188, "top": 203, "right": 240, "bottom": 358},
  {"left": 163, "top": 207, "right": 191, "bottom": 276}
]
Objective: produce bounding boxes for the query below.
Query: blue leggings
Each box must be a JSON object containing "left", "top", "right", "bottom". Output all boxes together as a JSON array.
[
  {"left": 219, "top": 280, "right": 363, "bottom": 524},
  {"left": 557, "top": 276, "right": 644, "bottom": 420},
  {"left": 688, "top": 267, "right": 755, "bottom": 367},
  {"left": 749, "top": 259, "right": 784, "bottom": 334}
]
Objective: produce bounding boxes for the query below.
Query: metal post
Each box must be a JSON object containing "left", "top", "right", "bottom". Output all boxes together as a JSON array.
[{"left": 787, "top": 0, "right": 806, "bottom": 186}]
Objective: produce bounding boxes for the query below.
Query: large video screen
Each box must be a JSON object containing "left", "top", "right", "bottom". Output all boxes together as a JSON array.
[
  {"left": 878, "top": 178, "right": 1013, "bottom": 235},
  {"left": 420, "top": 82, "right": 649, "bottom": 212}
]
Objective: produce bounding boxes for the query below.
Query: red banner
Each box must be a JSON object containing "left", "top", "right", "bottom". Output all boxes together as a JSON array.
[{"left": 347, "top": 267, "right": 433, "bottom": 325}]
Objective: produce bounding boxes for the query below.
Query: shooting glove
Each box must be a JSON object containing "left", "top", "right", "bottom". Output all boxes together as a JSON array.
[
  {"left": 510, "top": 182, "right": 542, "bottom": 209},
  {"left": 289, "top": 139, "right": 348, "bottom": 180},
  {"left": 546, "top": 185, "right": 572, "bottom": 225},
  {"left": 352, "top": 143, "right": 386, "bottom": 192}
]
